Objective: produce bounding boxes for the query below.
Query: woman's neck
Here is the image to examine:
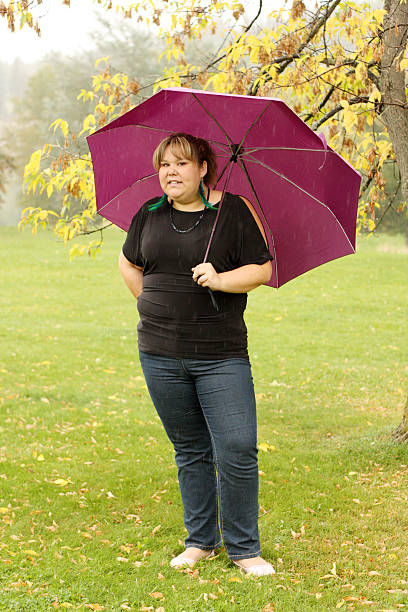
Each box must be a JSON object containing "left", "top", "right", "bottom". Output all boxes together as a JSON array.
[{"left": 172, "top": 197, "right": 204, "bottom": 212}]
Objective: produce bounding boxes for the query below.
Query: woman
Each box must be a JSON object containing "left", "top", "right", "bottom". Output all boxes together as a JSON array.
[{"left": 119, "top": 133, "right": 274, "bottom": 576}]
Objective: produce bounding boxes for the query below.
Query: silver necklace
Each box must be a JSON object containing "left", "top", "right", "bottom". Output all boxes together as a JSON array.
[{"left": 169, "top": 203, "right": 206, "bottom": 234}]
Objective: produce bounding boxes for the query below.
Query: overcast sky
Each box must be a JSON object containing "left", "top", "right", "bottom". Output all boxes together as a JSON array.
[
  {"left": 0, "top": 0, "right": 117, "bottom": 64},
  {"left": 0, "top": 0, "right": 279, "bottom": 64}
]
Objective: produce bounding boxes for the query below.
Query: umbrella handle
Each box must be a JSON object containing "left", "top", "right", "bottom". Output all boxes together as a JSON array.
[{"left": 208, "top": 288, "right": 219, "bottom": 311}]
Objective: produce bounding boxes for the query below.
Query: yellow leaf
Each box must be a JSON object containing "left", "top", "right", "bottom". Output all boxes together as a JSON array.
[
  {"left": 27, "top": 149, "right": 42, "bottom": 175},
  {"left": 400, "top": 58, "right": 408, "bottom": 71},
  {"left": 86, "top": 605, "right": 105, "bottom": 611},
  {"left": 259, "top": 442, "right": 276, "bottom": 452},
  {"left": 0, "top": 507, "right": 10, "bottom": 514},
  {"left": 368, "top": 90, "right": 381, "bottom": 104},
  {"left": 149, "top": 591, "right": 164, "bottom": 599},
  {"left": 372, "top": 9, "right": 386, "bottom": 25},
  {"left": 53, "top": 479, "right": 69, "bottom": 486},
  {"left": 37, "top": 454, "right": 45, "bottom": 462},
  {"left": 95, "top": 56, "right": 109, "bottom": 68},
  {"left": 343, "top": 109, "right": 357, "bottom": 131},
  {"left": 355, "top": 62, "right": 367, "bottom": 81},
  {"left": 229, "top": 577, "right": 242, "bottom": 582},
  {"left": 24, "top": 550, "right": 39, "bottom": 556}
]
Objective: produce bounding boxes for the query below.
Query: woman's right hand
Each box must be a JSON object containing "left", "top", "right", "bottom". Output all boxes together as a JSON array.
[{"left": 119, "top": 251, "right": 144, "bottom": 299}]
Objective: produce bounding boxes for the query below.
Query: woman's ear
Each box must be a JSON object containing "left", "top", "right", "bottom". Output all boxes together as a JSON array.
[{"left": 200, "top": 160, "right": 208, "bottom": 179}]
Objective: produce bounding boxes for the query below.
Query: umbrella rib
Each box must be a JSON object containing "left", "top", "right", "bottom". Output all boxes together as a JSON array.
[
  {"left": 240, "top": 146, "right": 334, "bottom": 155},
  {"left": 237, "top": 157, "right": 279, "bottom": 287},
  {"left": 236, "top": 100, "right": 276, "bottom": 153},
  {"left": 244, "top": 154, "right": 356, "bottom": 253},
  {"left": 96, "top": 172, "right": 158, "bottom": 216},
  {"left": 191, "top": 93, "right": 234, "bottom": 146},
  {"left": 203, "top": 163, "right": 234, "bottom": 264}
]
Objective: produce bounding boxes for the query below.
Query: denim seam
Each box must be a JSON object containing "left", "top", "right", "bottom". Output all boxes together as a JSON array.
[{"left": 199, "top": 408, "right": 226, "bottom": 555}]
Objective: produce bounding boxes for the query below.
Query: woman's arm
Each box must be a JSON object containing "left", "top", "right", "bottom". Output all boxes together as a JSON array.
[
  {"left": 119, "top": 251, "right": 144, "bottom": 299},
  {"left": 192, "top": 261, "right": 272, "bottom": 293}
]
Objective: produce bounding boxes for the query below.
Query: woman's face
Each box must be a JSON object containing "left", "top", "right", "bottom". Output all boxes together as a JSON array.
[{"left": 158, "top": 146, "right": 207, "bottom": 205}]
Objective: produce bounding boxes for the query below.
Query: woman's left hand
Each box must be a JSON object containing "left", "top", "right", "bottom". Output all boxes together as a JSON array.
[{"left": 192, "top": 262, "right": 221, "bottom": 291}]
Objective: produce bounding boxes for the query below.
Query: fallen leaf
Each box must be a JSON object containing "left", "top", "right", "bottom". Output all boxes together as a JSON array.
[
  {"left": 149, "top": 591, "right": 164, "bottom": 599},
  {"left": 116, "top": 557, "right": 129, "bottom": 563},
  {"left": 53, "top": 479, "right": 69, "bottom": 486},
  {"left": 259, "top": 443, "right": 276, "bottom": 452}
]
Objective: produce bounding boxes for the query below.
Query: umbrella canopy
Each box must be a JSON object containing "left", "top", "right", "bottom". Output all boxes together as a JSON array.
[{"left": 87, "top": 87, "right": 361, "bottom": 287}]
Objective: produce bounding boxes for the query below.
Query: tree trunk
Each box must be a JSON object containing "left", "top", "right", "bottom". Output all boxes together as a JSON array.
[
  {"left": 380, "top": 2, "right": 408, "bottom": 438},
  {"left": 380, "top": 0, "right": 408, "bottom": 204}
]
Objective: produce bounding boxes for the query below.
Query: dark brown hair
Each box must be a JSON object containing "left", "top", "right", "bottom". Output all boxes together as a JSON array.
[{"left": 153, "top": 133, "right": 218, "bottom": 187}]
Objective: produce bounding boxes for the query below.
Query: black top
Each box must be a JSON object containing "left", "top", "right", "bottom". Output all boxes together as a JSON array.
[{"left": 122, "top": 192, "right": 273, "bottom": 359}]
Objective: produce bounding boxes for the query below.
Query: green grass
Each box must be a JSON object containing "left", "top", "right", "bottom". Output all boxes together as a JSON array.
[{"left": 0, "top": 227, "right": 407, "bottom": 612}]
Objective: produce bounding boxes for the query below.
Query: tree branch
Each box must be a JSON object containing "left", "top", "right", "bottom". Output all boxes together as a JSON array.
[
  {"left": 311, "top": 96, "right": 367, "bottom": 130},
  {"left": 204, "top": 0, "right": 263, "bottom": 73},
  {"left": 79, "top": 223, "right": 113, "bottom": 236},
  {"left": 248, "top": 0, "right": 342, "bottom": 95}
]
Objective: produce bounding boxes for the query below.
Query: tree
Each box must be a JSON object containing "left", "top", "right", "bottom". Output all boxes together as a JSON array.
[
  {"left": 4, "top": 13, "right": 162, "bottom": 214},
  {"left": 0, "top": 149, "right": 14, "bottom": 206},
  {"left": 14, "top": 0, "right": 407, "bottom": 241}
]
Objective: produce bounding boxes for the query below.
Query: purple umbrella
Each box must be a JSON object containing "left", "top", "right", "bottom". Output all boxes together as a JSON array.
[{"left": 87, "top": 87, "right": 361, "bottom": 287}]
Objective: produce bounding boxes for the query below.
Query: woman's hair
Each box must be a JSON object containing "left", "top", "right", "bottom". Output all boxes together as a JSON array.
[{"left": 153, "top": 133, "right": 218, "bottom": 187}]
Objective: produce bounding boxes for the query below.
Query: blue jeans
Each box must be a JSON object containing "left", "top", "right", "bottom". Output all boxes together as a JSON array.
[{"left": 139, "top": 351, "right": 260, "bottom": 559}]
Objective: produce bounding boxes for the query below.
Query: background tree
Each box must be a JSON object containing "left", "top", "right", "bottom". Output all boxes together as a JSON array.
[
  {"left": 3, "top": 12, "right": 162, "bottom": 215},
  {"left": 14, "top": 0, "right": 408, "bottom": 242},
  {"left": 0, "top": 149, "right": 14, "bottom": 206}
]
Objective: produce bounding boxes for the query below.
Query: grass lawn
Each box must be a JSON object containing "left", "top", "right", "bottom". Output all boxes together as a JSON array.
[{"left": 0, "top": 227, "right": 407, "bottom": 612}]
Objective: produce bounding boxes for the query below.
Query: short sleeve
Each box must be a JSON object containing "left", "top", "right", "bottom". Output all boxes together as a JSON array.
[
  {"left": 235, "top": 196, "right": 273, "bottom": 267},
  {"left": 122, "top": 206, "right": 147, "bottom": 267}
]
